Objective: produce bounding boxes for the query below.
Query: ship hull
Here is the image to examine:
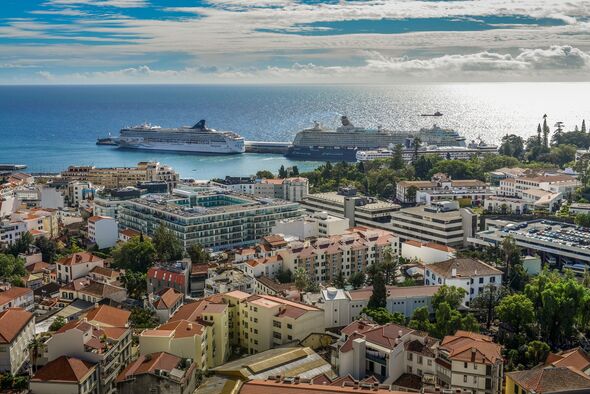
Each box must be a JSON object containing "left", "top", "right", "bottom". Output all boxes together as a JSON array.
[
  {"left": 286, "top": 146, "right": 359, "bottom": 161},
  {"left": 117, "top": 141, "right": 245, "bottom": 154}
]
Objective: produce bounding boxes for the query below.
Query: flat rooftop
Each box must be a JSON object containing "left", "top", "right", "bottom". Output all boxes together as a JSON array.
[
  {"left": 305, "top": 192, "right": 400, "bottom": 211},
  {"left": 503, "top": 220, "right": 590, "bottom": 249}
]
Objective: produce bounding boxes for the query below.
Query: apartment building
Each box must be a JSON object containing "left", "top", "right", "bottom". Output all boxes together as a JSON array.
[
  {"left": 396, "top": 174, "right": 491, "bottom": 205},
  {"left": 118, "top": 186, "right": 303, "bottom": 251},
  {"left": 56, "top": 252, "right": 105, "bottom": 283},
  {"left": 389, "top": 201, "right": 477, "bottom": 248},
  {"left": 0, "top": 308, "right": 35, "bottom": 374},
  {"left": 301, "top": 187, "right": 400, "bottom": 229},
  {"left": 0, "top": 287, "right": 34, "bottom": 312},
  {"left": 31, "top": 356, "right": 99, "bottom": 394},
  {"left": 310, "top": 285, "right": 440, "bottom": 329},
  {"left": 205, "top": 268, "right": 254, "bottom": 296},
  {"left": 93, "top": 187, "right": 142, "bottom": 218},
  {"left": 87, "top": 215, "right": 118, "bottom": 249},
  {"left": 236, "top": 227, "right": 399, "bottom": 283},
  {"left": 437, "top": 331, "right": 503, "bottom": 394},
  {"left": 499, "top": 174, "right": 580, "bottom": 199},
  {"left": 424, "top": 258, "right": 502, "bottom": 306},
  {"left": 149, "top": 287, "right": 184, "bottom": 323},
  {"left": 216, "top": 176, "right": 309, "bottom": 202},
  {"left": 45, "top": 306, "right": 132, "bottom": 394},
  {"left": 334, "top": 320, "right": 438, "bottom": 385},
  {"left": 223, "top": 292, "right": 324, "bottom": 355},
  {"left": 67, "top": 181, "right": 96, "bottom": 207},
  {"left": 61, "top": 161, "right": 179, "bottom": 191},
  {"left": 272, "top": 211, "right": 350, "bottom": 240},
  {"left": 147, "top": 261, "right": 191, "bottom": 296},
  {"left": 60, "top": 278, "right": 127, "bottom": 304},
  {"left": 400, "top": 240, "right": 456, "bottom": 264},
  {"left": 116, "top": 352, "right": 198, "bottom": 394}
]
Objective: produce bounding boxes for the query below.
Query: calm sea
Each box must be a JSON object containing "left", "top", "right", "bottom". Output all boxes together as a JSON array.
[{"left": 0, "top": 83, "right": 588, "bottom": 178}]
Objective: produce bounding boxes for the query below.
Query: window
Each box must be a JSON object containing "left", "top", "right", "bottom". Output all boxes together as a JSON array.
[
  {"left": 464, "top": 362, "right": 468, "bottom": 368},
  {"left": 479, "top": 277, "right": 484, "bottom": 284},
  {"left": 407, "top": 366, "right": 412, "bottom": 374},
  {"left": 473, "top": 376, "right": 477, "bottom": 384},
  {"left": 287, "top": 324, "right": 293, "bottom": 329},
  {"left": 273, "top": 331, "right": 282, "bottom": 339},
  {"left": 273, "top": 320, "right": 281, "bottom": 328},
  {"left": 427, "top": 359, "right": 432, "bottom": 366},
  {"left": 407, "top": 353, "right": 413, "bottom": 361},
  {"left": 490, "top": 276, "right": 496, "bottom": 283},
  {"left": 418, "top": 356, "right": 423, "bottom": 364},
  {"left": 463, "top": 375, "right": 467, "bottom": 383}
]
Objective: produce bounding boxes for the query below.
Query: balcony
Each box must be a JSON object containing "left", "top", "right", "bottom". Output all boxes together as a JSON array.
[{"left": 366, "top": 351, "right": 387, "bottom": 365}]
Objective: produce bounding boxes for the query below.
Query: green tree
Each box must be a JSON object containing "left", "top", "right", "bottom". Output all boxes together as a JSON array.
[
  {"left": 256, "top": 170, "right": 274, "bottom": 179},
  {"left": 499, "top": 134, "right": 525, "bottom": 160},
  {"left": 381, "top": 247, "right": 398, "bottom": 285},
  {"left": 362, "top": 307, "right": 405, "bottom": 325},
  {"left": 461, "top": 313, "right": 480, "bottom": 333},
  {"left": 433, "top": 302, "right": 464, "bottom": 338},
  {"left": 34, "top": 236, "right": 57, "bottom": 263},
  {"left": 575, "top": 212, "right": 590, "bottom": 227},
  {"left": 390, "top": 144, "right": 405, "bottom": 170},
  {"left": 470, "top": 284, "right": 507, "bottom": 329},
  {"left": 548, "top": 144, "right": 577, "bottom": 168},
  {"left": 525, "top": 340, "right": 550, "bottom": 367},
  {"left": 348, "top": 271, "right": 365, "bottom": 289},
  {"left": 6, "top": 232, "right": 33, "bottom": 257},
  {"left": 432, "top": 285, "right": 466, "bottom": 310},
  {"left": 408, "top": 306, "right": 433, "bottom": 332},
  {"left": 543, "top": 115, "right": 550, "bottom": 148},
  {"left": 495, "top": 293, "right": 535, "bottom": 334},
  {"left": 501, "top": 236, "right": 521, "bottom": 282},
  {"left": 28, "top": 336, "right": 46, "bottom": 373},
  {"left": 276, "top": 269, "right": 293, "bottom": 284},
  {"left": 292, "top": 166, "right": 299, "bottom": 176},
  {"left": 0, "top": 253, "right": 26, "bottom": 285},
  {"left": 333, "top": 271, "right": 346, "bottom": 289},
  {"left": 278, "top": 165, "right": 287, "bottom": 178},
  {"left": 414, "top": 155, "right": 434, "bottom": 180},
  {"left": 49, "top": 316, "right": 67, "bottom": 332},
  {"left": 152, "top": 224, "right": 184, "bottom": 262},
  {"left": 112, "top": 236, "right": 156, "bottom": 272},
  {"left": 121, "top": 270, "right": 147, "bottom": 299},
  {"left": 405, "top": 186, "right": 418, "bottom": 204},
  {"left": 187, "top": 243, "right": 210, "bottom": 264},
  {"left": 367, "top": 264, "right": 387, "bottom": 309},
  {"left": 294, "top": 267, "right": 309, "bottom": 294},
  {"left": 130, "top": 308, "right": 158, "bottom": 328}
]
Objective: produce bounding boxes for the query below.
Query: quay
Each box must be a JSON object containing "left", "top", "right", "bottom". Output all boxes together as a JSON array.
[{"left": 244, "top": 140, "right": 291, "bottom": 154}]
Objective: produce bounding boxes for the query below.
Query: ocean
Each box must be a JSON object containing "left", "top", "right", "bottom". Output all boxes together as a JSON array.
[{"left": 0, "top": 83, "right": 588, "bottom": 178}]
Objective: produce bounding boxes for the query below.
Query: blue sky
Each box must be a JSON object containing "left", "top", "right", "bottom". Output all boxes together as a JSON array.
[{"left": 1, "top": 0, "right": 590, "bottom": 83}]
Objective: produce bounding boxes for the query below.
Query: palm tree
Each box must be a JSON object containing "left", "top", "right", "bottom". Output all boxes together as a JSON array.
[
  {"left": 28, "top": 336, "right": 46, "bottom": 374},
  {"left": 381, "top": 246, "right": 398, "bottom": 285}
]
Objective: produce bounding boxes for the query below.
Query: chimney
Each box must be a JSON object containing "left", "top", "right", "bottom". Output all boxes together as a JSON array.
[
  {"left": 398, "top": 330, "right": 403, "bottom": 338},
  {"left": 471, "top": 347, "right": 476, "bottom": 362},
  {"left": 451, "top": 267, "right": 457, "bottom": 277}
]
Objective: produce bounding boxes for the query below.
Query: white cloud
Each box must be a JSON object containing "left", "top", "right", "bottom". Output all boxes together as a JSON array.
[{"left": 30, "top": 45, "right": 590, "bottom": 84}]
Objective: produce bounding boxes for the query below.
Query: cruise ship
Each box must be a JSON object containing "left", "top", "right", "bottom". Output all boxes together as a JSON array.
[
  {"left": 117, "top": 120, "right": 245, "bottom": 154},
  {"left": 287, "top": 116, "right": 466, "bottom": 161}
]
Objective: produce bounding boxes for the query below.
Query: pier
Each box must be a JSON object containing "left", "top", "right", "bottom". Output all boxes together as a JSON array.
[{"left": 245, "top": 140, "right": 291, "bottom": 154}]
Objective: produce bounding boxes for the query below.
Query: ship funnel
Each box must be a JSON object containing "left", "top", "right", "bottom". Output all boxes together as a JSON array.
[
  {"left": 341, "top": 116, "right": 352, "bottom": 127},
  {"left": 192, "top": 120, "right": 206, "bottom": 129}
]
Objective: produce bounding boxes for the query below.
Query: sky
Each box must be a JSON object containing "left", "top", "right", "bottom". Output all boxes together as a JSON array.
[{"left": 1, "top": 0, "right": 590, "bottom": 84}]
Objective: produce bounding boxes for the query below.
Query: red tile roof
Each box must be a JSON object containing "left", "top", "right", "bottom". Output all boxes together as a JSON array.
[
  {"left": 32, "top": 356, "right": 96, "bottom": 383},
  {"left": 508, "top": 366, "right": 590, "bottom": 393},
  {"left": 116, "top": 352, "right": 182, "bottom": 383},
  {"left": 85, "top": 305, "right": 130, "bottom": 327},
  {"left": 0, "top": 308, "right": 33, "bottom": 344},
  {"left": 240, "top": 380, "right": 398, "bottom": 394},
  {"left": 440, "top": 331, "right": 502, "bottom": 365},
  {"left": 57, "top": 252, "right": 103, "bottom": 266},
  {"left": 0, "top": 287, "right": 33, "bottom": 306},
  {"left": 153, "top": 288, "right": 183, "bottom": 310},
  {"left": 545, "top": 347, "right": 590, "bottom": 372},
  {"left": 148, "top": 267, "right": 186, "bottom": 286}
]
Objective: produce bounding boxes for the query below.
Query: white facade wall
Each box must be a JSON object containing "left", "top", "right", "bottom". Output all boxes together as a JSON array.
[
  {"left": 401, "top": 242, "right": 455, "bottom": 264},
  {"left": 0, "top": 317, "right": 34, "bottom": 374},
  {"left": 89, "top": 217, "right": 118, "bottom": 249}
]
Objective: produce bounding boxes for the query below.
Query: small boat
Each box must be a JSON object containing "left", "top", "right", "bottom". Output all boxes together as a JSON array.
[
  {"left": 420, "top": 111, "right": 443, "bottom": 117},
  {"left": 96, "top": 136, "right": 118, "bottom": 145}
]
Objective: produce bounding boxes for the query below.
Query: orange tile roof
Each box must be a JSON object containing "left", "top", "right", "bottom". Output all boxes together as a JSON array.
[
  {"left": 85, "top": 305, "right": 130, "bottom": 327},
  {"left": 117, "top": 352, "right": 184, "bottom": 383},
  {"left": 26, "top": 262, "right": 51, "bottom": 273},
  {"left": 120, "top": 228, "right": 141, "bottom": 238},
  {"left": 546, "top": 348, "right": 590, "bottom": 371},
  {"left": 88, "top": 215, "right": 112, "bottom": 223},
  {"left": 508, "top": 366, "right": 590, "bottom": 393},
  {"left": 426, "top": 258, "right": 501, "bottom": 278},
  {"left": 146, "top": 319, "right": 205, "bottom": 338},
  {"left": 57, "top": 252, "right": 103, "bottom": 266},
  {"left": 440, "top": 331, "right": 502, "bottom": 365},
  {"left": 0, "top": 308, "right": 33, "bottom": 344},
  {"left": 32, "top": 356, "right": 96, "bottom": 383},
  {"left": 153, "top": 288, "right": 183, "bottom": 310},
  {"left": 0, "top": 287, "right": 33, "bottom": 306}
]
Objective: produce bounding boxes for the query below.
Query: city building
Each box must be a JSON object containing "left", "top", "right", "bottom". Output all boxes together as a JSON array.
[
  {"left": 237, "top": 379, "right": 396, "bottom": 394},
  {"left": 60, "top": 278, "right": 127, "bottom": 304},
  {"left": 236, "top": 227, "right": 399, "bottom": 283},
  {"left": 67, "top": 181, "right": 96, "bottom": 207},
  {"left": 87, "top": 215, "right": 118, "bottom": 249},
  {"left": 89, "top": 266, "right": 121, "bottom": 284},
  {"left": 400, "top": 240, "right": 456, "bottom": 264},
  {"left": 147, "top": 261, "right": 191, "bottom": 296},
  {"left": 0, "top": 286, "right": 34, "bottom": 311},
  {"left": 149, "top": 287, "right": 184, "bottom": 323},
  {"left": 310, "top": 285, "right": 440, "bottom": 329},
  {"left": 334, "top": 320, "right": 438, "bottom": 384},
  {"left": 94, "top": 187, "right": 143, "bottom": 218},
  {"left": 189, "top": 264, "right": 208, "bottom": 298},
  {"left": 253, "top": 275, "right": 297, "bottom": 298},
  {"left": 116, "top": 352, "right": 198, "bottom": 394},
  {"left": 216, "top": 176, "right": 309, "bottom": 202},
  {"left": 56, "top": 252, "right": 105, "bottom": 283},
  {"left": 118, "top": 228, "right": 141, "bottom": 243},
  {"left": 30, "top": 356, "right": 99, "bottom": 394},
  {"left": 44, "top": 306, "right": 132, "bottom": 394},
  {"left": 301, "top": 187, "right": 400, "bottom": 229},
  {"left": 61, "top": 161, "right": 179, "bottom": 191},
  {"left": 498, "top": 174, "right": 580, "bottom": 199},
  {"left": 437, "top": 331, "right": 503, "bottom": 394},
  {"left": 424, "top": 258, "right": 502, "bottom": 306},
  {"left": 483, "top": 195, "right": 531, "bottom": 214},
  {"left": 468, "top": 220, "right": 590, "bottom": 267},
  {"left": 118, "top": 186, "right": 303, "bottom": 251},
  {"left": 271, "top": 211, "right": 350, "bottom": 239},
  {"left": 205, "top": 268, "right": 254, "bottom": 296},
  {"left": 396, "top": 174, "right": 491, "bottom": 205},
  {"left": 389, "top": 201, "right": 478, "bottom": 247},
  {"left": 506, "top": 366, "right": 590, "bottom": 394},
  {"left": 521, "top": 189, "right": 562, "bottom": 211},
  {"left": 570, "top": 203, "right": 590, "bottom": 215},
  {"left": 0, "top": 308, "right": 35, "bottom": 374}
]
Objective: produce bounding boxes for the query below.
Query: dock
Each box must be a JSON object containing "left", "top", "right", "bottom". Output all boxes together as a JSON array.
[{"left": 245, "top": 141, "right": 291, "bottom": 154}]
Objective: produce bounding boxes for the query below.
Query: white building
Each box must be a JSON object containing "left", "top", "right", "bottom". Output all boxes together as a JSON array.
[
  {"left": 67, "top": 181, "right": 95, "bottom": 207},
  {"left": 56, "top": 252, "right": 105, "bottom": 283},
  {"left": 0, "top": 308, "right": 35, "bottom": 375},
  {"left": 397, "top": 174, "right": 491, "bottom": 205},
  {"left": 216, "top": 176, "right": 309, "bottom": 202},
  {"left": 424, "top": 258, "right": 502, "bottom": 306},
  {"left": 272, "top": 211, "right": 350, "bottom": 240},
  {"left": 31, "top": 356, "right": 99, "bottom": 394},
  {"left": 0, "top": 287, "right": 35, "bottom": 312},
  {"left": 570, "top": 203, "right": 590, "bottom": 215},
  {"left": 87, "top": 215, "right": 118, "bottom": 249},
  {"left": 401, "top": 240, "right": 456, "bottom": 264}
]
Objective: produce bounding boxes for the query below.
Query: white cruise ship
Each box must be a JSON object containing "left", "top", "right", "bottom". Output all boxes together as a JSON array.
[{"left": 117, "top": 120, "right": 245, "bottom": 154}]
